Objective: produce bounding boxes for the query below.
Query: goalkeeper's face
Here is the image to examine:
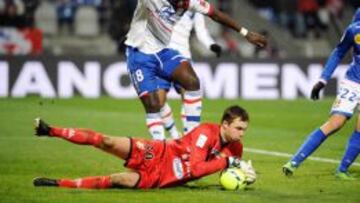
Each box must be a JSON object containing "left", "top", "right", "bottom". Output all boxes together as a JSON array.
[{"left": 222, "top": 117, "right": 248, "bottom": 143}]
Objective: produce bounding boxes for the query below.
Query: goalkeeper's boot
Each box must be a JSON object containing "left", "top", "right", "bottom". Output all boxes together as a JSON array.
[
  {"left": 33, "top": 177, "right": 59, "bottom": 187},
  {"left": 282, "top": 161, "right": 298, "bottom": 177},
  {"left": 335, "top": 171, "right": 356, "bottom": 181},
  {"left": 34, "top": 118, "right": 51, "bottom": 136}
]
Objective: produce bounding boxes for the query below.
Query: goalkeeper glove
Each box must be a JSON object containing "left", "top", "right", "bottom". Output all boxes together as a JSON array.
[
  {"left": 228, "top": 157, "right": 256, "bottom": 184},
  {"left": 242, "top": 160, "right": 256, "bottom": 184}
]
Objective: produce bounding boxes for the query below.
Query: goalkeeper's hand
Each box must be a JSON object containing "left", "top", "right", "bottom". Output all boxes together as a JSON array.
[
  {"left": 227, "top": 157, "right": 256, "bottom": 184},
  {"left": 241, "top": 160, "right": 256, "bottom": 184},
  {"left": 310, "top": 81, "right": 326, "bottom": 100}
]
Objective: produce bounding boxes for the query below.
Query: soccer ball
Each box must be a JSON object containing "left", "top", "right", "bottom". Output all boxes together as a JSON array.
[{"left": 219, "top": 168, "right": 247, "bottom": 190}]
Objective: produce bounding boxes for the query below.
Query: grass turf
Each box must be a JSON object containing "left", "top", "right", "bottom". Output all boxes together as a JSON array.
[{"left": 0, "top": 97, "right": 359, "bottom": 203}]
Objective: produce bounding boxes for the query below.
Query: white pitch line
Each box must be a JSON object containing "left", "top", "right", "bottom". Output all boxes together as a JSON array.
[
  {"left": 0, "top": 138, "right": 359, "bottom": 167},
  {"left": 244, "top": 147, "right": 360, "bottom": 167}
]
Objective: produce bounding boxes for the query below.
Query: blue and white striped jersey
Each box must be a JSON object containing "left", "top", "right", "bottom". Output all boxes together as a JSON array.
[{"left": 125, "top": 0, "right": 214, "bottom": 54}]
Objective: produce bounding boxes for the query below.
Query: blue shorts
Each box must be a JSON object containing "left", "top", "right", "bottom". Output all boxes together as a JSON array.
[
  {"left": 126, "top": 46, "right": 187, "bottom": 97},
  {"left": 157, "top": 78, "right": 183, "bottom": 94}
]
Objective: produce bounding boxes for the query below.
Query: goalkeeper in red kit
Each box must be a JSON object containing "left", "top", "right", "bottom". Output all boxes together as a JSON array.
[{"left": 33, "top": 105, "right": 256, "bottom": 189}]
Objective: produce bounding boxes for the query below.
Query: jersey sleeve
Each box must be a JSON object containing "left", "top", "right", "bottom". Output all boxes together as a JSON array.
[
  {"left": 321, "top": 26, "right": 354, "bottom": 82},
  {"left": 220, "top": 142, "right": 243, "bottom": 158},
  {"left": 193, "top": 13, "right": 215, "bottom": 49},
  {"left": 189, "top": 126, "right": 227, "bottom": 178},
  {"left": 188, "top": 0, "right": 214, "bottom": 16}
]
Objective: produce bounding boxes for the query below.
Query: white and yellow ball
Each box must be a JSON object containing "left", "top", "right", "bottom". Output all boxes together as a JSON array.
[{"left": 219, "top": 168, "right": 247, "bottom": 190}]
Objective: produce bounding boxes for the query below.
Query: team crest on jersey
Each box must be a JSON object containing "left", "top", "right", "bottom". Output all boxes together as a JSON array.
[
  {"left": 158, "top": 6, "right": 177, "bottom": 24},
  {"left": 355, "top": 34, "right": 360, "bottom": 45}
]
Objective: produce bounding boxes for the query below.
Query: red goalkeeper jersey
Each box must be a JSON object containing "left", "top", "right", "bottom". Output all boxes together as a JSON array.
[
  {"left": 125, "top": 123, "right": 243, "bottom": 188},
  {"left": 160, "top": 123, "right": 243, "bottom": 187}
]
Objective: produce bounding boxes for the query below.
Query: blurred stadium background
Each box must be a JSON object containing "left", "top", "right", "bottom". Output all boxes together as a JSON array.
[
  {"left": 1, "top": 0, "right": 360, "bottom": 202},
  {"left": 1, "top": 0, "right": 360, "bottom": 99},
  {"left": 0, "top": 0, "right": 359, "bottom": 57}
]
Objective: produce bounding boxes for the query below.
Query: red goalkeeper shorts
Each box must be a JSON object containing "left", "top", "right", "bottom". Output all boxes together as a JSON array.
[{"left": 124, "top": 138, "right": 166, "bottom": 189}]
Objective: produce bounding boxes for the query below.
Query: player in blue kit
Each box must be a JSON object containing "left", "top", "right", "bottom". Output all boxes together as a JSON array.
[{"left": 283, "top": 8, "right": 360, "bottom": 180}]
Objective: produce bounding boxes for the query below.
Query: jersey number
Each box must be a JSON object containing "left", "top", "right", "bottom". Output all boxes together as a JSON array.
[
  {"left": 134, "top": 69, "right": 144, "bottom": 82},
  {"left": 340, "top": 88, "right": 357, "bottom": 102}
]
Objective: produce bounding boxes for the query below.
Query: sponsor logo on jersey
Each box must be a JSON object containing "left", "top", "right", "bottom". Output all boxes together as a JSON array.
[
  {"left": 196, "top": 134, "right": 208, "bottom": 148},
  {"left": 355, "top": 34, "right": 360, "bottom": 45},
  {"left": 172, "top": 157, "right": 184, "bottom": 179}
]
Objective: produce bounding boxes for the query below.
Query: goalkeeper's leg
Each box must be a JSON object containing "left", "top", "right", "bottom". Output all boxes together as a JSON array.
[
  {"left": 34, "top": 118, "right": 130, "bottom": 159},
  {"left": 33, "top": 172, "right": 140, "bottom": 189}
]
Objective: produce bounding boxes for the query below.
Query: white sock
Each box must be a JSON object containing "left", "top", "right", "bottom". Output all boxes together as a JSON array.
[
  {"left": 160, "top": 103, "right": 180, "bottom": 139},
  {"left": 146, "top": 113, "right": 165, "bottom": 140},
  {"left": 180, "top": 104, "right": 186, "bottom": 133},
  {"left": 183, "top": 90, "right": 202, "bottom": 133}
]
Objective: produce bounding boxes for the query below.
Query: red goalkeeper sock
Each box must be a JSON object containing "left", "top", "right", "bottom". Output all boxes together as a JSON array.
[
  {"left": 58, "top": 176, "right": 112, "bottom": 189},
  {"left": 49, "top": 127, "right": 103, "bottom": 147}
]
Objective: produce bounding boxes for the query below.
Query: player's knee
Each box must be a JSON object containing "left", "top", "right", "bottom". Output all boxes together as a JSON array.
[
  {"left": 145, "top": 98, "right": 162, "bottom": 112},
  {"left": 141, "top": 93, "right": 162, "bottom": 113},
  {"left": 147, "top": 100, "right": 162, "bottom": 112},
  {"left": 183, "top": 76, "right": 200, "bottom": 91},
  {"left": 101, "top": 136, "right": 115, "bottom": 149},
  {"left": 110, "top": 174, "right": 124, "bottom": 186},
  {"left": 328, "top": 119, "right": 346, "bottom": 131},
  {"left": 110, "top": 173, "right": 139, "bottom": 188}
]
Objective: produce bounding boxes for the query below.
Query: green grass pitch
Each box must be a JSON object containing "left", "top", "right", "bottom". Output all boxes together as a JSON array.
[{"left": 0, "top": 97, "right": 360, "bottom": 203}]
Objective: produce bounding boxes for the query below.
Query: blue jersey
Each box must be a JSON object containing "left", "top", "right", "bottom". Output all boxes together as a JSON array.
[{"left": 321, "top": 9, "right": 360, "bottom": 83}]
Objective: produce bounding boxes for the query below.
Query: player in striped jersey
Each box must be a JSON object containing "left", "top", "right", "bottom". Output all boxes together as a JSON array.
[
  {"left": 158, "top": 10, "right": 222, "bottom": 139},
  {"left": 125, "top": 0, "right": 267, "bottom": 140}
]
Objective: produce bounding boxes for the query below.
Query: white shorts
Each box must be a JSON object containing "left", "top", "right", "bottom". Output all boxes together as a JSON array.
[{"left": 331, "top": 79, "right": 360, "bottom": 118}]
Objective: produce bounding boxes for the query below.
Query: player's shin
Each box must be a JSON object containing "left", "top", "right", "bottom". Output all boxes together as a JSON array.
[
  {"left": 338, "top": 131, "right": 360, "bottom": 173},
  {"left": 49, "top": 127, "right": 104, "bottom": 147},
  {"left": 160, "top": 102, "right": 180, "bottom": 139},
  {"left": 183, "top": 90, "right": 202, "bottom": 133},
  {"left": 146, "top": 113, "right": 165, "bottom": 140},
  {"left": 58, "top": 176, "right": 112, "bottom": 189},
  {"left": 290, "top": 129, "right": 327, "bottom": 167}
]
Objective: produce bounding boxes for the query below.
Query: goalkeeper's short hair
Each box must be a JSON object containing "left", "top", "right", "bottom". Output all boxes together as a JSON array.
[{"left": 221, "top": 105, "right": 249, "bottom": 124}]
